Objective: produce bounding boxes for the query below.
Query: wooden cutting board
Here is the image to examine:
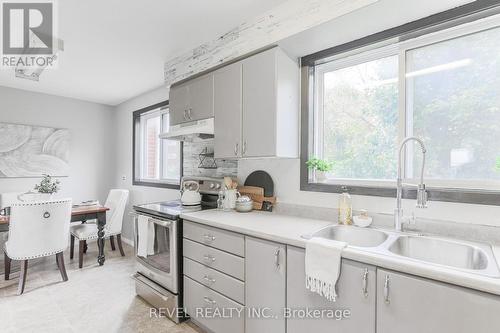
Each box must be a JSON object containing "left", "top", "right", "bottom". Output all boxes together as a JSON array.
[
  {"left": 238, "top": 186, "right": 276, "bottom": 210},
  {"left": 238, "top": 186, "right": 264, "bottom": 209}
]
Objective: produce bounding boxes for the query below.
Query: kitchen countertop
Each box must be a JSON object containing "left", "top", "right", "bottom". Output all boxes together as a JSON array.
[{"left": 181, "top": 209, "right": 500, "bottom": 296}]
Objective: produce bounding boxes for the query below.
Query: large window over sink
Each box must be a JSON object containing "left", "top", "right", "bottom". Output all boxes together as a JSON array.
[
  {"left": 301, "top": 6, "right": 500, "bottom": 204},
  {"left": 315, "top": 53, "right": 399, "bottom": 181},
  {"left": 133, "top": 101, "right": 182, "bottom": 188}
]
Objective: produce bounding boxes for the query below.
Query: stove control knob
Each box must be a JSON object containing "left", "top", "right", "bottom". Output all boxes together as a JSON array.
[
  {"left": 215, "top": 184, "right": 221, "bottom": 190},
  {"left": 209, "top": 183, "right": 215, "bottom": 189}
]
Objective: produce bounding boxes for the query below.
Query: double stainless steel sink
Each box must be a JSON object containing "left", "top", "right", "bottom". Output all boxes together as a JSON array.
[{"left": 303, "top": 225, "right": 500, "bottom": 278}]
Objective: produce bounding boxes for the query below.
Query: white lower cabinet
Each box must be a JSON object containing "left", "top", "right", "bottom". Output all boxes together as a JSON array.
[
  {"left": 184, "top": 276, "right": 244, "bottom": 333},
  {"left": 245, "top": 237, "right": 286, "bottom": 333},
  {"left": 377, "top": 269, "right": 500, "bottom": 333},
  {"left": 183, "top": 222, "right": 500, "bottom": 333},
  {"left": 286, "top": 246, "right": 376, "bottom": 333}
]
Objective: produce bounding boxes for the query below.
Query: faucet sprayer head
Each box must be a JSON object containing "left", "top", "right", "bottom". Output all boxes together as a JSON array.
[{"left": 416, "top": 184, "right": 428, "bottom": 208}]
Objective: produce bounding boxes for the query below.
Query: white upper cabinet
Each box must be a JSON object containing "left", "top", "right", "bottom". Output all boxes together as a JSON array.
[
  {"left": 169, "top": 83, "right": 189, "bottom": 125},
  {"left": 187, "top": 74, "right": 214, "bottom": 122},
  {"left": 170, "top": 73, "right": 214, "bottom": 125},
  {"left": 170, "top": 47, "right": 299, "bottom": 157},
  {"left": 214, "top": 62, "right": 242, "bottom": 159},
  {"left": 214, "top": 47, "right": 299, "bottom": 158},
  {"left": 241, "top": 47, "right": 299, "bottom": 158},
  {"left": 241, "top": 49, "right": 277, "bottom": 157}
]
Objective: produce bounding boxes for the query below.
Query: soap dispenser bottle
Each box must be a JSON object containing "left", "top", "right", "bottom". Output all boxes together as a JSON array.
[{"left": 338, "top": 186, "right": 352, "bottom": 225}]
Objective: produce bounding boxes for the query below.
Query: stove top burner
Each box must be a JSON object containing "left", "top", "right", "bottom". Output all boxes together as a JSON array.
[{"left": 133, "top": 176, "right": 223, "bottom": 219}]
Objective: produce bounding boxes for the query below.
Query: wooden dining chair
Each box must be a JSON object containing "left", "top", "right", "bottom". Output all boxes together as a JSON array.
[
  {"left": 4, "top": 199, "right": 72, "bottom": 295},
  {"left": 70, "top": 189, "right": 129, "bottom": 268}
]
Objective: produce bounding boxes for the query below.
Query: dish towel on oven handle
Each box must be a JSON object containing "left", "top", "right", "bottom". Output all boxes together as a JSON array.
[
  {"left": 137, "top": 215, "right": 155, "bottom": 257},
  {"left": 305, "top": 237, "right": 347, "bottom": 302}
]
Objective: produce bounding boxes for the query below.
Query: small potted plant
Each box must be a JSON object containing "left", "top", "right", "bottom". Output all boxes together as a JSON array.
[
  {"left": 33, "top": 174, "right": 60, "bottom": 200},
  {"left": 306, "top": 157, "right": 334, "bottom": 182}
]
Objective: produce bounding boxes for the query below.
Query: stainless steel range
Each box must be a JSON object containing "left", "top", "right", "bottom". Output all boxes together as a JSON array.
[{"left": 131, "top": 176, "right": 224, "bottom": 323}]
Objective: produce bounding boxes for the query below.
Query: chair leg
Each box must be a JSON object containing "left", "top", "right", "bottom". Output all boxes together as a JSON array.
[
  {"left": 110, "top": 236, "right": 116, "bottom": 251},
  {"left": 117, "top": 234, "right": 125, "bottom": 257},
  {"left": 79, "top": 240, "right": 85, "bottom": 269},
  {"left": 17, "top": 260, "right": 28, "bottom": 295},
  {"left": 70, "top": 235, "right": 75, "bottom": 259},
  {"left": 56, "top": 252, "right": 68, "bottom": 282},
  {"left": 4, "top": 252, "right": 11, "bottom": 281}
]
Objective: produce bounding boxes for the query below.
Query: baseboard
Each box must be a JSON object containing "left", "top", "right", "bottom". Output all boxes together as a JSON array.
[{"left": 121, "top": 237, "right": 134, "bottom": 247}]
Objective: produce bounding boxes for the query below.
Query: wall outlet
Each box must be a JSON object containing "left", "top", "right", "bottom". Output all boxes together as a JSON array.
[{"left": 122, "top": 175, "right": 126, "bottom": 181}]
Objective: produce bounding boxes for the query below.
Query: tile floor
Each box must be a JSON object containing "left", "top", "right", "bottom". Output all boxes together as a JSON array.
[{"left": 0, "top": 243, "right": 203, "bottom": 333}]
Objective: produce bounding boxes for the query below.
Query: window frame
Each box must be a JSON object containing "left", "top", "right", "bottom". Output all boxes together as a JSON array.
[
  {"left": 132, "top": 100, "right": 183, "bottom": 189},
  {"left": 300, "top": 1, "right": 500, "bottom": 205}
]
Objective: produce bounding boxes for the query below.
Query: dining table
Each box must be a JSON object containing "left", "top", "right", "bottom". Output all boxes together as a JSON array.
[{"left": 0, "top": 205, "right": 110, "bottom": 266}]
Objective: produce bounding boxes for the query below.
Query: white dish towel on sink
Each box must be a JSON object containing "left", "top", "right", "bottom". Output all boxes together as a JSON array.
[{"left": 305, "top": 237, "right": 347, "bottom": 302}]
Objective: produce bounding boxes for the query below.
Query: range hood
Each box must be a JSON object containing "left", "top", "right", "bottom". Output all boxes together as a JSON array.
[{"left": 159, "top": 118, "right": 214, "bottom": 142}]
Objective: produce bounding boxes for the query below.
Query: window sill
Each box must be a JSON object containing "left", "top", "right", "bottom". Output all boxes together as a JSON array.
[
  {"left": 300, "top": 180, "right": 500, "bottom": 206},
  {"left": 132, "top": 179, "right": 180, "bottom": 190}
]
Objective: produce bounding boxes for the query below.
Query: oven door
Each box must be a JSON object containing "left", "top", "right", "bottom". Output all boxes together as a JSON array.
[{"left": 134, "top": 213, "right": 178, "bottom": 294}]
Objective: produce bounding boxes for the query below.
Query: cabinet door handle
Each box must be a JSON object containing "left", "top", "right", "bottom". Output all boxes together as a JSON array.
[
  {"left": 203, "top": 275, "right": 216, "bottom": 284},
  {"left": 234, "top": 143, "right": 239, "bottom": 156},
  {"left": 203, "top": 296, "right": 216, "bottom": 306},
  {"left": 384, "top": 275, "right": 390, "bottom": 304},
  {"left": 203, "top": 255, "right": 216, "bottom": 263},
  {"left": 362, "top": 268, "right": 369, "bottom": 298},
  {"left": 187, "top": 108, "right": 193, "bottom": 120},
  {"left": 202, "top": 234, "right": 216, "bottom": 243},
  {"left": 242, "top": 141, "right": 247, "bottom": 155},
  {"left": 274, "top": 248, "right": 281, "bottom": 270}
]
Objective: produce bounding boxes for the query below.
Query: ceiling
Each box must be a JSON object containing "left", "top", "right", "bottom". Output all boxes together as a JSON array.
[{"left": 0, "top": 0, "right": 287, "bottom": 105}]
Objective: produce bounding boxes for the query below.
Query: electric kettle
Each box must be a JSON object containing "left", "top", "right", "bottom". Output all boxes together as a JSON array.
[{"left": 181, "top": 181, "right": 202, "bottom": 206}]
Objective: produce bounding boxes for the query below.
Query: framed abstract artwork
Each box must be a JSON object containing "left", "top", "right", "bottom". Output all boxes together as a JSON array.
[{"left": 0, "top": 122, "right": 70, "bottom": 178}]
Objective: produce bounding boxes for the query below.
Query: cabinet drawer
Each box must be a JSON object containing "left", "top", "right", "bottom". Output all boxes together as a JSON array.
[
  {"left": 184, "top": 220, "right": 245, "bottom": 257},
  {"left": 184, "top": 276, "right": 244, "bottom": 333},
  {"left": 184, "top": 257, "right": 245, "bottom": 305},
  {"left": 183, "top": 238, "right": 245, "bottom": 281}
]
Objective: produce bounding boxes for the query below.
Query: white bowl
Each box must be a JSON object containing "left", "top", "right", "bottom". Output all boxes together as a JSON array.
[
  {"left": 235, "top": 201, "right": 253, "bottom": 213},
  {"left": 353, "top": 215, "right": 373, "bottom": 228}
]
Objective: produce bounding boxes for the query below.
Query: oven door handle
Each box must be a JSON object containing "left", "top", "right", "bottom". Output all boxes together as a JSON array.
[{"left": 149, "top": 218, "right": 172, "bottom": 228}]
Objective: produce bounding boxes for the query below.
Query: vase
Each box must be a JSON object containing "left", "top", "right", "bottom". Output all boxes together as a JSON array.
[{"left": 316, "top": 171, "right": 327, "bottom": 182}]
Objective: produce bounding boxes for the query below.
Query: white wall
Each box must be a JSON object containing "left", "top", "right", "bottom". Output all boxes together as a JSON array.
[
  {"left": 113, "top": 85, "right": 180, "bottom": 240},
  {"left": 238, "top": 159, "right": 500, "bottom": 227},
  {"left": 0, "top": 86, "right": 114, "bottom": 204}
]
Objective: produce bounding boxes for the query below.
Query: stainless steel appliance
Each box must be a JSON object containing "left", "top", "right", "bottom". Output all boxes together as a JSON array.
[{"left": 132, "top": 176, "right": 224, "bottom": 323}]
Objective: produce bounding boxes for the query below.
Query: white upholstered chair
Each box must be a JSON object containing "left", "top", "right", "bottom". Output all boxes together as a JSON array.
[
  {"left": 0, "top": 192, "right": 22, "bottom": 215},
  {"left": 70, "top": 189, "right": 129, "bottom": 268},
  {"left": 4, "top": 199, "right": 72, "bottom": 295}
]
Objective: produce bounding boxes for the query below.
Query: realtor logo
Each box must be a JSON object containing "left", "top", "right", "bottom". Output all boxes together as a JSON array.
[
  {"left": 2, "top": 1, "right": 53, "bottom": 54},
  {"left": 1, "top": 0, "right": 59, "bottom": 76}
]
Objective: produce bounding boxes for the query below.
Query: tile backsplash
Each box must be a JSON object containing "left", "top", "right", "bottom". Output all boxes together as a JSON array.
[{"left": 183, "top": 140, "right": 237, "bottom": 178}]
